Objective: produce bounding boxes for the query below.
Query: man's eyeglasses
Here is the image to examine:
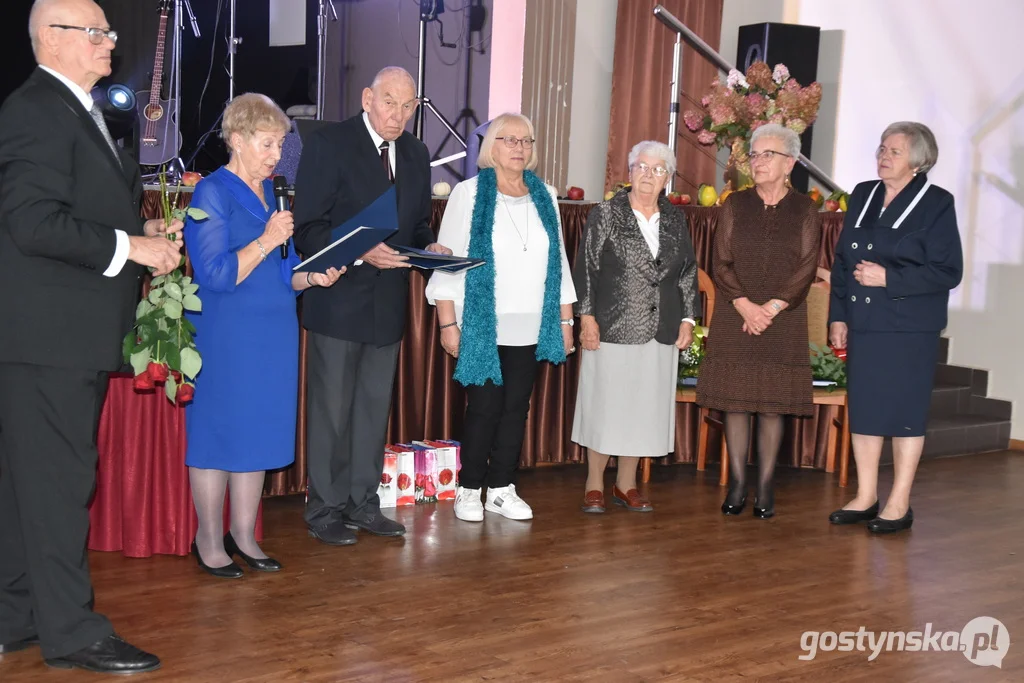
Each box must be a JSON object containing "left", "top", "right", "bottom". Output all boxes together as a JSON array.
[
  {"left": 749, "top": 150, "right": 791, "bottom": 163},
  {"left": 632, "top": 162, "right": 668, "bottom": 177},
  {"left": 496, "top": 136, "right": 535, "bottom": 149},
  {"left": 49, "top": 25, "right": 118, "bottom": 45}
]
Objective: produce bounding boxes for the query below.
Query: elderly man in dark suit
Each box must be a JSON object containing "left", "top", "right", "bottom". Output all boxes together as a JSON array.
[
  {"left": 0, "top": 0, "right": 183, "bottom": 675},
  {"left": 294, "top": 66, "right": 450, "bottom": 546}
]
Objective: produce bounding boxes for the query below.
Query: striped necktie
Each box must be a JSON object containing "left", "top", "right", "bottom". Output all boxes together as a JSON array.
[{"left": 88, "top": 104, "right": 122, "bottom": 167}]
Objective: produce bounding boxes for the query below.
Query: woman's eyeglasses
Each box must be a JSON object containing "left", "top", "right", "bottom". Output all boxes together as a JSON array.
[
  {"left": 49, "top": 24, "right": 118, "bottom": 45},
  {"left": 495, "top": 136, "right": 535, "bottom": 149},
  {"left": 632, "top": 162, "right": 668, "bottom": 177},
  {"left": 749, "top": 150, "right": 791, "bottom": 163}
]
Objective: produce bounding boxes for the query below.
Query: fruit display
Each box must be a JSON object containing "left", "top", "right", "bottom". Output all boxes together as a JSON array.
[
  {"left": 566, "top": 186, "right": 584, "bottom": 200},
  {"left": 432, "top": 181, "right": 452, "bottom": 197},
  {"left": 697, "top": 183, "right": 717, "bottom": 207},
  {"left": 667, "top": 191, "right": 691, "bottom": 205},
  {"left": 181, "top": 171, "right": 202, "bottom": 187},
  {"left": 716, "top": 188, "right": 733, "bottom": 206}
]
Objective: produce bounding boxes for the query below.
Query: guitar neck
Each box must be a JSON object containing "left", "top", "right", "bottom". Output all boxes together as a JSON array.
[{"left": 148, "top": 11, "right": 170, "bottom": 105}]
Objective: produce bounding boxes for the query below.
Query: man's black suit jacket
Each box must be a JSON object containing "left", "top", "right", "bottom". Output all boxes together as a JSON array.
[
  {"left": 293, "top": 114, "right": 434, "bottom": 347},
  {"left": 0, "top": 68, "right": 145, "bottom": 372}
]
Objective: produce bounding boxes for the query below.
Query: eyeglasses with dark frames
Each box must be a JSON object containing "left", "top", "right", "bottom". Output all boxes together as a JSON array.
[
  {"left": 749, "top": 150, "right": 791, "bottom": 163},
  {"left": 495, "top": 136, "right": 535, "bottom": 149},
  {"left": 49, "top": 24, "right": 118, "bottom": 45}
]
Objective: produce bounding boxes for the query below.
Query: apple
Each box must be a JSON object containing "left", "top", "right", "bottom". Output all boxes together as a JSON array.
[
  {"left": 824, "top": 199, "right": 840, "bottom": 212},
  {"left": 679, "top": 194, "right": 692, "bottom": 205},
  {"left": 667, "top": 191, "right": 683, "bottom": 205},
  {"left": 567, "top": 186, "right": 584, "bottom": 201},
  {"left": 181, "top": 171, "right": 203, "bottom": 187}
]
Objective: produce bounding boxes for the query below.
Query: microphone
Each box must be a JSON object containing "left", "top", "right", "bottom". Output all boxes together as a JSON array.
[{"left": 273, "top": 176, "right": 290, "bottom": 258}]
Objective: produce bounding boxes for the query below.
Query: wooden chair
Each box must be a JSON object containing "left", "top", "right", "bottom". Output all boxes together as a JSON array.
[
  {"left": 705, "top": 267, "right": 852, "bottom": 487},
  {"left": 643, "top": 269, "right": 715, "bottom": 483}
]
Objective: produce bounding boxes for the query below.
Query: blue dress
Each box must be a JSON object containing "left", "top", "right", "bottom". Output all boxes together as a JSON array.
[{"left": 183, "top": 167, "right": 301, "bottom": 472}]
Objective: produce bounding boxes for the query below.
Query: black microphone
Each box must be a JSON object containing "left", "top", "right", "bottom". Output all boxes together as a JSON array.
[{"left": 273, "top": 176, "right": 290, "bottom": 258}]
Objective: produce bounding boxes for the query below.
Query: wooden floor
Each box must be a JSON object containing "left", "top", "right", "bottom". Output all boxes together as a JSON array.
[{"left": 2, "top": 452, "right": 1023, "bottom": 682}]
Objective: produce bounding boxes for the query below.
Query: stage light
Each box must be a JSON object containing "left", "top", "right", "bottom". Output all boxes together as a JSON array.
[{"left": 106, "top": 84, "right": 136, "bottom": 112}]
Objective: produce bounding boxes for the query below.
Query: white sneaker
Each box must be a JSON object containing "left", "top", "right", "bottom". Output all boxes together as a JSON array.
[
  {"left": 484, "top": 484, "right": 533, "bottom": 520},
  {"left": 454, "top": 486, "right": 484, "bottom": 522}
]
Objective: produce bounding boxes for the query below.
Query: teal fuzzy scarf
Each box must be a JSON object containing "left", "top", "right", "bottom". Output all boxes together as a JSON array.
[{"left": 453, "top": 167, "right": 565, "bottom": 386}]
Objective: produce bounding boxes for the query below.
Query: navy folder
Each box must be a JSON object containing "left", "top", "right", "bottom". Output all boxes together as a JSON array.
[
  {"left": 392, "top": 245, "right": 485, "bottom": 273},
  {"left": 293, "top": 187, "right": 399, "bottom": 273}
]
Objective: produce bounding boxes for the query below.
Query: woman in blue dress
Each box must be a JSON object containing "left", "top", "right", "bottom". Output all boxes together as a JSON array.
[{"left": 184, "top": 94, "right": 342, "bottom": 578}]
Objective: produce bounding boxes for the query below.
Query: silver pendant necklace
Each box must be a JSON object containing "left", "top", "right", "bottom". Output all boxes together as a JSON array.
[{"left": 501, "top": 194, "right": 529, "bottom": 251}]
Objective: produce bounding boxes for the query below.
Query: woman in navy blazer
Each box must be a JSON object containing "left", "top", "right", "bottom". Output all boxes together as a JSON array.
[{"left": 827, "top": 122, "right": 962, "bottom": 534}]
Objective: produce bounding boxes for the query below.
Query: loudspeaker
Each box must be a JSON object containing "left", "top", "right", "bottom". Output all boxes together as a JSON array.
[{"left": 736, "top": 23, "right": 820, "bottom": 192}]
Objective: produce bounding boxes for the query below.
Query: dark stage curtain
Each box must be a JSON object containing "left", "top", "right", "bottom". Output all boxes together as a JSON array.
[{"left": 140, "top": 194, "right": 845, "bottom": 495}]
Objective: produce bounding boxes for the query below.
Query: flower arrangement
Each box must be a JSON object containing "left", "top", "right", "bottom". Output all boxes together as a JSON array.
[
  {"left": 678, "top": 324, "right": 708, "bottom": 384},
  {"left": 123, "top": 170, "right": 207, "bottom": 404},
  {"left": 810, "top": 343, "right": 847, "bottom": 389},
  {"left": 683, "top": 61, "right": 822, "bottom": 185}
]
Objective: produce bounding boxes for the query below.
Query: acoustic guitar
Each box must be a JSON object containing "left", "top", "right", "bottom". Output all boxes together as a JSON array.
[{"left": 137, "top": 1, "right": 181, "bottom": 167}]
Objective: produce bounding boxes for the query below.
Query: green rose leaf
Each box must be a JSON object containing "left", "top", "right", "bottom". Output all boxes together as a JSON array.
[
  {"left": 164, "top": 282, "right": 183, "bottom": 302},
  {"left": 182, "top": 294, "right": 202, "bottom": 312},
  {"left": 136, "top": 299, "right": 155, "bottom": 318},
  {"left": 165, "top": 374, "right": 178, "bottom": 403},
  {"left": 147, "top": 287, "right": 164, "bottom": 305},
  {"left": 138, "top": 321, "right": 157, "bottom": 344},
  {"left": 150, "top": 275, "right": 166, "bottom": 288},
  {"left": 163, "top": 300, "right": 183, "bottom": 320},
  {"left": 165, "top": 344, "right": 181, "bottom": 372},
  {"left": 122, "top": 332, "right": 136, "bottom": 363},
  {"left": 180, "top": 347, "right": 202, "bottom": 380},
  {"left": 130, "top": 348, "right": 151, "bottom": 376},
  {"left": 183, "top": 283, "right": 199, "bottom": 296},
  {"left": 185, "top": 207, "right": 209, "bottom": 221}
]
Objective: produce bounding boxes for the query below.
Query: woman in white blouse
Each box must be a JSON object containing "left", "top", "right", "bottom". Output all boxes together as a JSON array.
[{"left": 425, "top": 113, "right": 577, "bottom": 522}]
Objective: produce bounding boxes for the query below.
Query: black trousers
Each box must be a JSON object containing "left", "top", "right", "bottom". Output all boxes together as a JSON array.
[
  {"left": 0, "top": 363, "right": 113, "bottom": 659},
  {"left": 303, "top": 333, "right": 400, "bottom": 527},
  {"left": 459, "top": 345, "right": 539, "bottom": 490}
]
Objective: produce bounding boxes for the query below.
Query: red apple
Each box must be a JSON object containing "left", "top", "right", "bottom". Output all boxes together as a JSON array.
[
  {"left": 182, "top": 171, "right": 203, "bottom": 187},
  {"left": 667, "top": 191, "right": 682, "bottom": 205},
  {"left": 679, "top": 194, "right": 692, "bottom": 205},
  {"left": 567, "top": 186, "right": 584, "bottom": 201},
  {"left": 824, "top": 199, "right": 840, "bottom": 212}
]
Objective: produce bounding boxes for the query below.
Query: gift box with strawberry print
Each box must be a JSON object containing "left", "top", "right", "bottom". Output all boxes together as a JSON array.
[
  {"left": 377, "top": 451, "right": 398, "bottom": 509},
  {"left": 386, "top": 445, "right": 417, "bottom": 507},
  {"left": 399, "top": 443, "right": 439, "bottom": 504},
  {"left": 415, "top": 440, "right": 460, "bottom": 501}
]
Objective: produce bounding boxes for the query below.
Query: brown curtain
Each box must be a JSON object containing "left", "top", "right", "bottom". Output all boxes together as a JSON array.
[
  {"left": 142, "top": 194, "right": 844, "bottom": 494},
  {"left": 605, "top": 0, "right": 724, "bottom": 194}
]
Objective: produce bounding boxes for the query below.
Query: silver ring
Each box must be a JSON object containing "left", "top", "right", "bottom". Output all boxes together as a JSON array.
[{"left": 570, "top": 346, "right": 576, "bottom": 353}]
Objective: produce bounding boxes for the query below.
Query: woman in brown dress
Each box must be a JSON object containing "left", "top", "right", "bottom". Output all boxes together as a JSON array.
[{"left": 697, "top": 123, "right": 821, "bottom": 519}]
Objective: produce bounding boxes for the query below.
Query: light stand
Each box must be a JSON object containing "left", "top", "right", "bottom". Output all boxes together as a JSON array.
[
  {"left": 316, "top": 0, "right": 338, "bottom": 120},
  {"left": 412, "top": 1, "right": 466, "bottom": 152},
  {"left": 228, "top": 0, "right": 240, "bottom": 100}
]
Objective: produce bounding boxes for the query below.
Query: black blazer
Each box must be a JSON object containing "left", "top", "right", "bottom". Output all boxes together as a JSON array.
[
  {"left": 0, "top": 68, "right": 145, "bottom": 371},
  {"left": 829, "top": 173, "right": 963, "bottom": 333},
  {"left": 293, "top": 114, "right": 434, "bottom": 346},
  {"left": 573, "top": 191, "right": 701, "bottom": 345}
]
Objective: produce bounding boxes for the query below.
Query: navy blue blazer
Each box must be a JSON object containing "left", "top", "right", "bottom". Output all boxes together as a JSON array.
[{"left": 829, "top": 173, "right": 963, "bottom": 333}]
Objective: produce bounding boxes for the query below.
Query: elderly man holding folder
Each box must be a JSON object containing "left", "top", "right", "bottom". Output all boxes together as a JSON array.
[{"left": 293, "top": 66, "right": 450, "bottom": 545}]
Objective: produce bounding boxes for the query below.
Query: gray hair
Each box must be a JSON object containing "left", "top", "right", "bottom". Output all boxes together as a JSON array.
[
  {"left": 750, "top": 123, "right": 801, "bottom": 158},
  {"left": 29, "top": 0, "right": 66, "bottom": 55},
  {"left": 878, "top": 121, "right": 939, "bottom": 173},
  {"left": 370, "top": 66, "right": 416, "bottom": 92},
  {"left": 627, "top": 140, "right": 676, "bottom": 176}
]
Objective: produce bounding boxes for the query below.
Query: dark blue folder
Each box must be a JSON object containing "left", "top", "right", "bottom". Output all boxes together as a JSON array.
[
  {"left": 392, "top": 245, "right": 485, "bottom": 273},
  {"left": 293, "top": 187, "right": 399, "bottom": 273}
]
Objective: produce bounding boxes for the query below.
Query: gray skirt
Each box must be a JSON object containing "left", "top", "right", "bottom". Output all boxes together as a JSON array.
[{"left": 571, "top": 340, "right": 679, "bottom": 457}]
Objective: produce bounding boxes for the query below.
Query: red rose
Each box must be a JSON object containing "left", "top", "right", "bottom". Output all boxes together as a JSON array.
[
  {"left": 438, "top": 469, "right": 454, "bottom": 486},
  {"left": 829, "top": 345, "right": 848, "bottom": 361},
  {"left": 415, "top": 472, "right": 426, "bottom": 489},
  {"left": 380, "top": 472, "right": 393, "bottom": 485},
  {"left": 424, "top": 480, "right": 437, "bottom": 498},
  {"left": 147, "top": 362, "right": 169, "bottom": 383},
  {"left": 176, "top": 383, "right": 195, "bottom": 404},
  {"left": 171, "top": 370, "right": 182, "bottom": 382},
  {"left": 132, "top": 372, "right": 155, "bottom": 391},
  {"left": 397, "top": 473, "right": 412, "bottom": 490}
]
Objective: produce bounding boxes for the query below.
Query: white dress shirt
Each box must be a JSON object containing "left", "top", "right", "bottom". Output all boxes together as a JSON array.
[
  {"left": 631, "top": 207, "right": 695, "bottom": 328},
  {"left": 425, "top": 176, "right": 578, "bottom": 346},
  {"left": 39, "top": 66, "right": 130, "bottom": 278},
  {"left": 362, "top": 111, "right": 396, "bottom": 178}
]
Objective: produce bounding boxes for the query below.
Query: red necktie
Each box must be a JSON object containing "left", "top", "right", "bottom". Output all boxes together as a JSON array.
[{"left": 379, "top": 142, "right": 394, "bottom": 184}]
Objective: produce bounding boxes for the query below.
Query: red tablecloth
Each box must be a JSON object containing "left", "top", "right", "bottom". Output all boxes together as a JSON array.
[{"left": 88, "top": 375, "right": 262, "bottom": 558}]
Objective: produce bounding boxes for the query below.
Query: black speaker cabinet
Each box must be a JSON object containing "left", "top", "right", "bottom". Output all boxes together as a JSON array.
[{"left": 736, "top": 23, "right": 820, "bottom": 192}]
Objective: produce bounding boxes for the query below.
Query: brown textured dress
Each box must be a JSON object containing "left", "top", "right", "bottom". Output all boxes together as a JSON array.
[{"left": 696, "top": 188, "right": 821, "bottom": 416}]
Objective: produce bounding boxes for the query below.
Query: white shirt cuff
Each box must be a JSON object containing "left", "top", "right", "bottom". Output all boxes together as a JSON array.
[
  {"left": 354, "top": 259, "right": 364, "bottom": 266},
  {"left": 682, "top": 318, "right": 696, "bottom": 326},
  {"left": 103, "top": 230, "right": 130, "bottom": 277}
]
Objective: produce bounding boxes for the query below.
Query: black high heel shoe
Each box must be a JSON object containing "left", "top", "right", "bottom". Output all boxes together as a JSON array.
[
  {"left": 721, "top": 487, "right": 747, "bottom": 515},
  {"left": 224, "top": 532, "right": 282, "bottom": 572},
  {"left": 752, "top": 501, "right": 774, "bottom": 519},
  {"left": 191, "top": 541, "right": 243, "bottom": 579}
]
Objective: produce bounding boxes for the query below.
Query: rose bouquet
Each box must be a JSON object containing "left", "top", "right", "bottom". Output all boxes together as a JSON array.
[
  {"left": 683, "top": 61, "right": 822, "bottom": 184},
  {"left": 123, "top": 170, "right": 207, "bottom": 404},
  {"left": 809, "top": 342, "right": 847, "bottom": 389},
  {"left": 678, "top": 324, "right": 708, "bottom": 385}
]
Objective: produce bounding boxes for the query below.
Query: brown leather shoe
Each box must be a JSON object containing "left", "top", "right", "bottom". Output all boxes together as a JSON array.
[
  {"left": 581, "top": 490, "right": 605, "bottom": 514},
  {"left": 612, "top": 486, "right": 653, "bottom": 512}
]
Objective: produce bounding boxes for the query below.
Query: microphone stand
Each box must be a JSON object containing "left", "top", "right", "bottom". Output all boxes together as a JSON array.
[
  {"left": 316, "top": 0, "right": 338, "bottom": 120},
  {"left": 228, "top": 0, "right": 240, "bottom": 101}
]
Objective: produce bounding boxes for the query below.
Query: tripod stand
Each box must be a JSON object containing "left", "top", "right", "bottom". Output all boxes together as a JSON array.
[
  {"left": 315, "top": 0, "right": 338, "bottom": 120},
  {"left": 412, "top": 2, "right": 466, "bottom": 152}
]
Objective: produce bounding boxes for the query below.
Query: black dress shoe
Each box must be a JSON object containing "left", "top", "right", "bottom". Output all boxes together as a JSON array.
[
  {"left": 308, "top": 520, "right": 358, "bottom": 546},
  {"left": 191, "top": 541, "right": 243, "bottom": 579},
  {"left": 45, "top": 634, "right": 160, "bottom": 674},
  {"left": 344, "top": 511, "right": 406, "bottom": 536},
  {"left": 829, "top": 501, "right": 880, "bottom": 525},
  {"left": 0, "top": 635, "right": 39, "bottom": 654},
  {"left": 867, "top": 508, "right": 914, "bottom": 534},
  {"left": 224, "top": 532, "right": 282, "bottom": 572},
  {"left": 752, "top": 502, "right": 774, "bottom": 519},
  {"left": 721, "top": 497, "right": 747, "bottom": 516}
]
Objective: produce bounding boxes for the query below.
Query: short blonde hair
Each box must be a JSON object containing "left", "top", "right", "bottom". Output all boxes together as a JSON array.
[
  {"left": 477, "top": 113, "right": 538, "bottom": 171},
  {"left": 220, "top": 93, "right": 290, "bottom": 147}
]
